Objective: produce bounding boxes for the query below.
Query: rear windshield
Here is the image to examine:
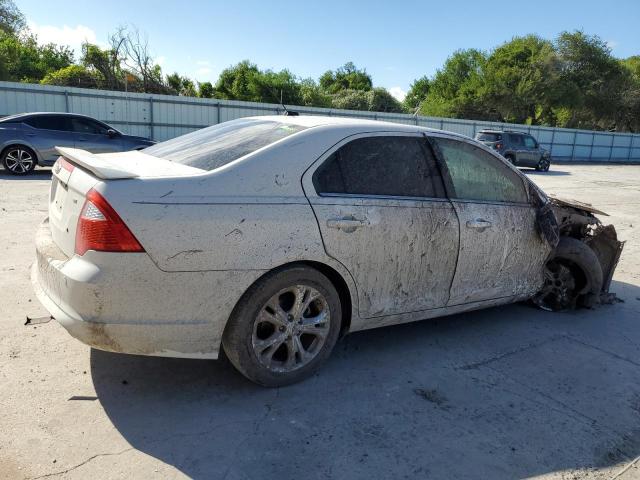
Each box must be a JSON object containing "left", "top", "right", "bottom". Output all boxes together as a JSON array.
[
  {"left": 476, "top": 132, "right": 502, "bottom": 142},
  {"left": 144, "top": 119, "right": 307, "bottom": 171}
]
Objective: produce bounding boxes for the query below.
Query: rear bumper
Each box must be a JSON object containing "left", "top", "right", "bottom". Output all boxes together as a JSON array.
[{"left": 32, "top": 218, "right": 263, "bottom": 359}]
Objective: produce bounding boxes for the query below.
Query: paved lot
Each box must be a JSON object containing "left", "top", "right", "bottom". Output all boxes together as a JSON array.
[{"left": 1, "top": 164, "right": 639, "bottom": 480}]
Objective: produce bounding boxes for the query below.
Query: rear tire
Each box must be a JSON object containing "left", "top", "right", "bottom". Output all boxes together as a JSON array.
[
  {"left": 533, "top": 237, "right": 603, "bottom": 311},
  {"left": 1, "top": 145, "right": 37, "bottom": 175},
  {"left": 504, "top": 154, "right": 516, "bottom": 165},
  {"left": 222, "top": 265, "right": 342, "bottom": 387}
]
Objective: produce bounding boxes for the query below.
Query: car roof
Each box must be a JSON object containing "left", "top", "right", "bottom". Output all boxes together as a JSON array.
[
  {"left": 0, "top": 112, "right": 100, "bottom": 122},
  {"left": 242, "top": 114, "right": 469, "bottom": 138}
]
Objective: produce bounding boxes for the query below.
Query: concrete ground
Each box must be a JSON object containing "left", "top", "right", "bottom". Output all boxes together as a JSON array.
[{"left": 1, "top": 164, "right": 639, "bottom": 480}]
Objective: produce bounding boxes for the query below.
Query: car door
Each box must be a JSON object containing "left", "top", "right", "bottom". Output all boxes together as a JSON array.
[
  {"left": 22, "top": 115, "right": 76, "bottom": 162},
  {"left": 508, "top": 133, "right": 526, "bottom": 164},
  {"left": 70, "top": 117, "right": 123, "bottom": 154},
  {"left": 303, "top": 133, "right": 459, "bottom": 318},
  {"left": 523, "top": 135, "right": 540, "bottom": 166},
  {"left": 430, "top": 135, "right": 551, "bottom": 305}
]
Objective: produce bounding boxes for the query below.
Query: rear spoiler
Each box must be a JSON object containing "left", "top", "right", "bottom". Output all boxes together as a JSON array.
[{"left": 54, "top": 147, "right": 139, "bottom": 180}]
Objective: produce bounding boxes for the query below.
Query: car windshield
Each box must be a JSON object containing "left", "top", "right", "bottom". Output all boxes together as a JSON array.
[
  {"left": 144, "top": 119, "right": 307, "bottom": 171},
  {"left": 476, "top": 133, "right": 502, "bottom": 142}
]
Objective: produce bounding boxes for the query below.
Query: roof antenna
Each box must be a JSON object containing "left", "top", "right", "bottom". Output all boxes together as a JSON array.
[{"left": 271, "top": 87, "right": 299, "bottom": 116}]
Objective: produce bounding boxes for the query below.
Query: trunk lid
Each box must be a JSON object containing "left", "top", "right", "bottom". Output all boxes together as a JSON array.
[{"left": 48, "top": 148, "right": 203, "bottom": 257}]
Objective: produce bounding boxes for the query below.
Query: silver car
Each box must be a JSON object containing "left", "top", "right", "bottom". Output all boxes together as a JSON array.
[
  {"left": 32, "top": 116, "right": 623, "bottom": 386},
  {"left": 0, "top": 112, "right": 154, "bottom": 175}
]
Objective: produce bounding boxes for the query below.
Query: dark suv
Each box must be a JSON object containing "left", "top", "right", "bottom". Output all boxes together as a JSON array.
[
  {"left": 0, "top": 112, "right": 155, "bottom": 175},
  {"left": 475, "top": 129, "right": 551, "bottom": 171}
]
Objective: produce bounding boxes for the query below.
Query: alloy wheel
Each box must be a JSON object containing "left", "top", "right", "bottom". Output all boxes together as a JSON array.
[
  {"left": 251, "top": 284, "right": 330, "bottom": 373},
  {"left": 533, "top": 259, "right": 578, "bottom": 311},
  {"left": 4, "top": 148, "right": 34, "bottom": 174}
]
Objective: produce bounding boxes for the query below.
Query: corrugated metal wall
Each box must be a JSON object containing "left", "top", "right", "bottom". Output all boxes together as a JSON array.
[{"left": 1, "top": 81, "right": 639, "bottom": 162}]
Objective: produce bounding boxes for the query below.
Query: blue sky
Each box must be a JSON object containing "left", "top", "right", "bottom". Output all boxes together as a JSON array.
[{"left": 19, "top": 0, "right": 640, "bottom": 100}]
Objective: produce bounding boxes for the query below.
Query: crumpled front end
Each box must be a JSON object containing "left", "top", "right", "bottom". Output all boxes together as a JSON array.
[{"left": 548, "top": 196, "right": 624, "bottom": 303}]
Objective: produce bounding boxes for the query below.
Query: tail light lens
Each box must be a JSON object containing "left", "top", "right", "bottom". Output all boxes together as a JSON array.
[
  {"left": 75, "top": 189, "right": 144, "bottom": 256},
  {"left": 495, "top": 143, "right": 503, "bottom": 150}
]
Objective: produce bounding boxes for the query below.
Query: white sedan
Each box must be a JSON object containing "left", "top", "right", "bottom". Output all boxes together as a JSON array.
[{"left": 32, "top": 116, "right": 622, "bottom": 386}]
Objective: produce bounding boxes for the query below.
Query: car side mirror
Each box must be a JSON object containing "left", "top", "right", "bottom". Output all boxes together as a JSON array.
[{"left": 106, "top": 129, "right": 118, "bottom": 138}]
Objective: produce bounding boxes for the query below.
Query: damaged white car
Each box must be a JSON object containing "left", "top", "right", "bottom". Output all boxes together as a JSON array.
[{"left": 32, "top": 116, "right": 623, "bottom": 386}]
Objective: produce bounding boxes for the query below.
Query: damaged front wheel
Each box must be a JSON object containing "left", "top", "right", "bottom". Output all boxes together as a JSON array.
[{"left": 533, "top": 237, "right": 603, "bottom": 311}]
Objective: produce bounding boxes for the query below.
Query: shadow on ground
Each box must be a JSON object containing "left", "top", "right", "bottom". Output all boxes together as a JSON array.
[
  {"left": 0, "top": 167, "right": 51, "bottom": 180},
  {"left": 91, "top": 280, "right": 640, "bottom": 479},
  {"left": 523, "top": 169, "right": 571, "bottom": 177}
]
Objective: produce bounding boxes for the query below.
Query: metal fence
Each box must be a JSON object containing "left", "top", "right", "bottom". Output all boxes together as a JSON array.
[{"left": 1, "top": 80, "right": 639, "bottom": 163}]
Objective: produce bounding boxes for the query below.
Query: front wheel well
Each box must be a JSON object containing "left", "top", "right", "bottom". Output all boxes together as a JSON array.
[{"left": 1, "top": 143, "right": 38, "bottom": 161}]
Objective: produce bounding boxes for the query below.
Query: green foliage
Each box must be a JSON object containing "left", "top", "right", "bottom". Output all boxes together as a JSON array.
[
  {"left": 81, "top": 43, "right": 123, "bottom": 90},
  {"left": 319, "top": 62, "right": 372, "bottom": 94},
  {"left": 198, "top": 81, "right": 214, "bottom": 98},
  {"left": 331, "top": 88, "right": 404, "bottom": 113},
  {"left": 0, "top": 0, "right": 24, "bottom": 35},
  {"left": 421, "top": 49, "right": 495, "bottom": 120},
  {"left": 404, "top": 76, "right": 430, "bottom": 111},
  {"left": 40, "top": 64, "right": 100, "bottom": 88},
  {"left": 299, "top": 78, "right": 332, "bottom": 107},
  {"left": 0, "top": 32, "right": 74, "bottom": 82}
]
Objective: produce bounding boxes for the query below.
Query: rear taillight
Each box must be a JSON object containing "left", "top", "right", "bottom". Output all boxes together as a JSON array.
[
  {"left": 57, "top": 157, "right": 75, "bottom": 172},
  {"left": 495, "top": 143, "right": 503, "bottom": 150},
  {"left": 75, "top": 189, "right": 144, "bottom": 256}
]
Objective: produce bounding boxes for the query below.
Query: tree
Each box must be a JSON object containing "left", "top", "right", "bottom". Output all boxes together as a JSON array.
[
  {"left": 555, "top": 31, "right": 631, "bottom": 130},
  {"left": 81, "top": 42, "right": 123, "bottom": 90},
  {"left": 108, "top": 25, "right": 168, "bottom": 93},
  {"left": 319, "top": 62, "right": 372, "bottom": 93},
  {"left": 0, "top": 0, "right": 24, "bottom": 35},
  {"left": 198, "top": 81, "right": 214, "bottom": 98},
  {"left": 483, "top": 35, "right": 568, "bottom": 125},
  {"left": 404, "top": 76, "right": 430, "bottom": 112},
  {"left": 0, "top": 32, "right": 74, "bottom": 82},
  {"left": 331, "top": 87, "right": 404, "bottom": 113},
  {"left": 40, "top": 64, "right": 100, "bottom": 88},
  {"left": 420, "top": 49, "right": 495, "bottom": 120},
  {"left": 299, "top": 78, "right": 331, "bottom": 107}
]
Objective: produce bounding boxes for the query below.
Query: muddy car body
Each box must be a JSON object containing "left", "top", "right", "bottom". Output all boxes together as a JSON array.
[{"left": 32, "top": 116, "right": 623, "bottom": 386}]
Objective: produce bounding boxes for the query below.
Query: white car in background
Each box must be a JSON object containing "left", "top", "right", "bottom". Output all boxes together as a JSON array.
[{"left": 32, "top": 116, "right": 622, "bottom": 386}]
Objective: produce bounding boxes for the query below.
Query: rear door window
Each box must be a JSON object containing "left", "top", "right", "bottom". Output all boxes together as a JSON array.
[
  {"left": 70, "top": 118, "right": 108, "bottom": 135},
  {"left": 23, "top": 115, "right": 72, "bottom": 132},
  {"left": 433, "top": 137, "right": 528, "bottom": 204},
  {"left": 523, "top": 136, "right": 537, "bottom": 148},
  {"left": 313, "top": 136, "right": 445, "bottom": 198},
  {"left": 509, "top": 134, "right": 524, "bottom": 146},
  {"left": 476, "top": 133, "right": 502, "bottom": 142}
]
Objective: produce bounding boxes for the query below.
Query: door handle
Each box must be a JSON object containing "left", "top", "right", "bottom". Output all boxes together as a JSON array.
[
  {"left": 466, "top": 219, "right": 492, "bottom": 230},
  {"left": 327, "top": 217, "right": 369, "bottom": 231}
]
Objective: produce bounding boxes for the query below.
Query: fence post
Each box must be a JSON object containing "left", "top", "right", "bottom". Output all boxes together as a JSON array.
[
  {"left": 550, "top": 128, "right": 556, "bottom": 159},
  {"left": 570, "top": 131, "right": 577, "bottom": 161},
  {"left": 149, "top": 97, "right": 154, "bottom": 141},
  {"left": 216, "top": 102, "right": 221, "bottom": 124},
  {"left": 64, "top": 91, "right": 69, "bottom": 112},
  {"left": 588, "top": 132, "right": 594, "bottom": 161},
  {"left": 439, "top": 119, "right": 444, "bottom": 130},
  {"left": 608, "top": 133, "right": 614, "bottom": 162},
  {"left": 628, "top": 135, "right": 634, "bottom": 162}
]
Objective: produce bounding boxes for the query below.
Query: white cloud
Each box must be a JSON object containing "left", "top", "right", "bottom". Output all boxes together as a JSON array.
[
  {"left": 196, "top": 60, "right": 211, "bottom": 66},
  {"left": 196, "top": 67, "right": 212, "bottom": 76},
  {"left": 606, "top": 40, "right": 619, "bottom": 50},
  {"left": 389, "top": 86, "right": 407, "bottom": 102},
  {"left": 27, "top": 20, "right": 97, "bottom": 58},
  {"left": 156, "top": 55, "right": 166, "bottom": 67}
]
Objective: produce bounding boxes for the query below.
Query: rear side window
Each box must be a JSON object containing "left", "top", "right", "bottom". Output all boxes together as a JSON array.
[
  {"left": 144, "top": 119, "right": 307, "bottom": 171},
  {"left": 313, "top": 136, "right": 445, "bottom": 198},
  {"left": 433, "top": 137, "right": 528, "bottom": 204},
  {"left": 24, "top": 116, "right": 71, "bottom": 132},
  {"left": 524, "top": 136, "right": 537, "bottom": 148},
  {"left": 476, "top": 132, "right": 502, "bottom": 142},
  {"left": 71, "top": 118, "right": 108, "bottom": 135},
  {"left": 509, "top": 134, "right": 524, "bottom": 146}
]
